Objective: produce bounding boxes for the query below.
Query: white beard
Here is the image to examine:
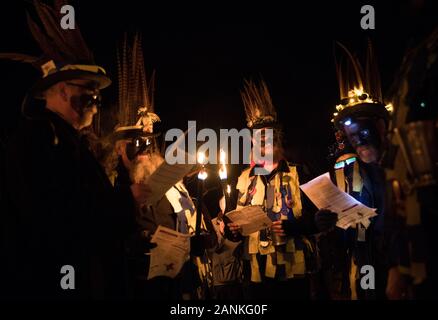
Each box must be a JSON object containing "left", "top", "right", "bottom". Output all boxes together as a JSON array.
[{"left": 130, "top": 152, "right": 164, "bottom": 184}]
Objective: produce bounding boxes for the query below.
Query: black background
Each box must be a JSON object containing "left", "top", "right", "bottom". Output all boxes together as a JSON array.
[{"left": 0, "top": 0, "right": 436, "bottom": 180}]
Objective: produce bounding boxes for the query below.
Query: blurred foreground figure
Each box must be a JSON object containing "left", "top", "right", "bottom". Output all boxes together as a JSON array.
[
  {"left": 385, "top": 28, "right": 438, "bottom": 299},
  {"left": 1, "top": 0, "right": 136, "bottom": 299}
]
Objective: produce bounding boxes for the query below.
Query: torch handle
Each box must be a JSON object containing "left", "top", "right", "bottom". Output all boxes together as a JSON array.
[{"left": 195, "top": 179, "right": 203, "bottom": 236}]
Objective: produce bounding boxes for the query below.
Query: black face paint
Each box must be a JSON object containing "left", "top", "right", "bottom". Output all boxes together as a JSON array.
[
  {"left": 70, "top": 93, "right": 101, "bottom": 117},
  {"left": 125, "top": 137, "right": 153, "bottom": 160},
  {"left": 343, "top": 118, "right": 383, "bottom": 150}
]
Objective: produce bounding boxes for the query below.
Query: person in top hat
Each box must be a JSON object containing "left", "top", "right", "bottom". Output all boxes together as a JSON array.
[
  {"left": 0, "top": 0, "right": 136, "bottom": 299},
  {"left": 227, "top": 79, "right": 337, "bottom": 300},
  {"left": 318, "top": 41, "right": 394, "bottom": 300}
]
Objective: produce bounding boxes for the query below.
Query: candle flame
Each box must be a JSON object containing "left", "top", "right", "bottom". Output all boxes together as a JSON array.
[
  {"left": 220, "top": 149, "right": 226, "bottom": 164},
  {"left": 218, "top": 149, "right": 227, "bottom": 180},
  {"left": 219, "top": 166, "right": 227, "bottom": 180},
  {"left": 197, "top": 151, "right": 206, "bottom": 164},
  {"left": 198, "top": 169, "right": 208, "bottom": 180},
  {"left": 227, "top": 184, "right": 231, "bottom": 194}
]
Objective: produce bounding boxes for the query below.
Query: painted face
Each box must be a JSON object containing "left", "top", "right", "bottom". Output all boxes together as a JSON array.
[
  {"left": 65, "top": 80, "right": 102, "bottom": 129},
  {"left": 126, "top": 136, "right": 153, "bottom": 161},
  {"left": 252, "top": 128, "right": 274, "bottom": 158},
  {"left": 342, "top": 118, "right": 386, "bottom": 163}
]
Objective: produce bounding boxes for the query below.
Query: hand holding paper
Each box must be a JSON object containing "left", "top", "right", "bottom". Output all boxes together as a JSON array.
[
  {"left": 148, "top": 226, "right": 191, "bottom": 279},
  {"left": 225, "top": 205, "right": 272, "bottom": 236},
  {"left": 300, "top": 173, "right": 377, "bottom": 229}
]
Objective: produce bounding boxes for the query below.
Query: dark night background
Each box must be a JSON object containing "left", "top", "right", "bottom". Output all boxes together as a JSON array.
[{"left": 0, "top": 0, "right": 436, "bottom": 188}]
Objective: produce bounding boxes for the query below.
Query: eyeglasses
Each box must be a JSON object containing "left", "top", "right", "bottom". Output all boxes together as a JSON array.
[
  {"left": 81, "top": 93, "right": 102, "bottom": 108},
  {"left": 66, "top": 82, "right": 102, "bottom": 108},
  {"left": 126, "top": 137, "right": 153, "bottom": 160}
]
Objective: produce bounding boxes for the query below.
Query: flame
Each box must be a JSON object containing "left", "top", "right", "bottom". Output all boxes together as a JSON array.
[
  {"left": 219, "top": 149, "right": 227, "bottom": 180},
  {"left": 219, "top": 166, "right": 227, "bottom": 180},
  {"left": 197, "top": 152, "right": 206, "bottom": 164},
  {"left": 198, "top": 169, "right": 208, "bottom": 180},
  {"left": 220, "top": 149, "right": 226, "bottom": 164},
  {"left": 226, "top": 184, "right": 231, "bottom": 194}
]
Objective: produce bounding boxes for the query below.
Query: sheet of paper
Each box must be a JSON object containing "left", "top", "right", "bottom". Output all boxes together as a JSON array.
[
  {"left": 147, "top": 225, "right": 191, "bottom": 280},
  {"left": 300, "top": 172, "right": 377, "bottom": 229},
  {"left": 144, "top": 161, "right": 195, "bottom": 205},
  {"left": 144, "top": 126, "right": 197, "bottom": 205},
  {"left": 225, "top": 205, "right": 272, "bottom": 236}
]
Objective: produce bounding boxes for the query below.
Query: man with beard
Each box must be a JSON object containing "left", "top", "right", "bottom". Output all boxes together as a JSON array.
[
  {"left": 1, "top": 1, "right": 137, "bottom": 299},
  {"left": 227, "top": 79, "right": 337, "bottom": 300},
  {"left": 111, "top": 134, "right": 213, "bottom": 300},
  {"left": 319, "top": 42, "right": 394, "bottom": 300},
  {"left": 105, "top": 32, "right": 213, "bottom": 300}
]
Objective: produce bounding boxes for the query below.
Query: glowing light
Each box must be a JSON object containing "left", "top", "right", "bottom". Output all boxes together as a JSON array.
[
  {"left": 197, "top": 152, "right": 206, "bottom": 164},
  {"left": 344, "top": 119, "right": 352, "bottom": 126},
  {"left": 354, "top": 88, "right": 364, "bottom": 96},
  {"left": 220, "top": 149, "right": 226, "bottom": 164},
  {"left": 336, "top": 105, "right": 343, "bottom": 111},
  {"left": 385, "top": 103, "right": 394, "bottom": 113},
  {"left": 219, "top": 149, "right": 227, "bottom": 180},
  {"left": 333, "top": 112, "right": 338, "bottom": 116},
  {"left": 198, "top": 170, "right": 208, "bottom": 181},
  {"left": 135, "top": 139, "right": 140, "bottom": 147},
  {"left": 349, "top": 98, "right": 355, "bottom": 104},
  {"left": 420, "top": 102, "right": 426, "bottom": 108},
  {"left": 219, "top": 166, "right": 227, "bottom": 180},
  {"left": 226, "top": 184, "right": 231, "bottom": 195}
]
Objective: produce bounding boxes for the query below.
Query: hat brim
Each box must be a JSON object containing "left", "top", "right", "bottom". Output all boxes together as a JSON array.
[
  {"left": 334, "top": 103, "right": 390, "bottom": 129},
  {"left": 110, "top": 128, "right": 161, "bottom": 143},
  {"left": 31, "top": 70, "right": 112, "bottom": 99}
]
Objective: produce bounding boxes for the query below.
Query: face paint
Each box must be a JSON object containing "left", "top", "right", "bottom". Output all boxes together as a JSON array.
[
  {"left": 343, "top": 118, "right": 382, "bottom": 149},
  {"left": 125, "top": 136, "right": 153, "bottom": 160},
  {"left": 342, "top": 118, "right": 385, "bottom": 163},
  {"left": 70, "top": 93, "right": 102, "bottom": 117}
]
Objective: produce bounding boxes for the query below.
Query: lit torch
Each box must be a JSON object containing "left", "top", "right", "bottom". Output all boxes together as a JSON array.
[{"left": 196, "top": 152, "right": 208, "bottom": 236}]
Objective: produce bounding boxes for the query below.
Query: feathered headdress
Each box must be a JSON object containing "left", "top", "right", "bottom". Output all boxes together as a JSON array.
[
  {"left": 332, "top": 41, "right": 393, "bottom": 128},
  {"left": 0, "top": 0, "right": 110, "bottom": 98},
  {"left": 241, "top": 79, "right": 278, "bottom": 129},
  {"left": 113, "top": 32, "right": 160, "bottom": 140}
]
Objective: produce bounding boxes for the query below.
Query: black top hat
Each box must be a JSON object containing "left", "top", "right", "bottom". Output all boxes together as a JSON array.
[
  {"left": 0, "top": 1, "right": 111, "bottom": 99},
  {"left": 30, "top": 61, "right": 111, "bottom": 99}
]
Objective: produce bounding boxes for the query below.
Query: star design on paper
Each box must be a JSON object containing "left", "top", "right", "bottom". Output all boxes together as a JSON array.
[{"left": 165, "top": 263, "right": 175, "bottom": 271}]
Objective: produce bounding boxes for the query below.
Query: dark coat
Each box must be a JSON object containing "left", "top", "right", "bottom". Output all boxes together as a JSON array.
[
  {"left": 1, "top": 109, "right": 135, "bottom": 299},
  {"left": 318, "top": 160, "right": 388, "bottom": 299}
]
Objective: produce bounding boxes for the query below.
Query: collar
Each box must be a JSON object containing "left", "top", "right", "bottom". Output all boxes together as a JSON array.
[
  {"left": 249, "top": 158, "right": 290, "bottom": 177},
  {"left": 334, "top": 153, "right": 358, "bottom": 170}
]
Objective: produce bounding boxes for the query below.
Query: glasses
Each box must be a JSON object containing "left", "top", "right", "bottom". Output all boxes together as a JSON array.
[
  {"left": 66, "top": 82, "right": 102, "bottom": 108},
  {"left": 126, "top": 137, "right": 153, "bottom": 160}
]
